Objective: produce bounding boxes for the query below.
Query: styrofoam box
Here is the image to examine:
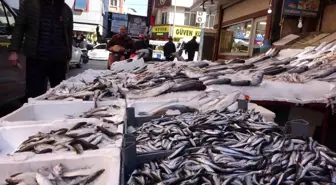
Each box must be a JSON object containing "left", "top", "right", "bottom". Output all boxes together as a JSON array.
[
  {"left": 0, "top": 118, "right": 123, "bottom": 156},
  {"left": 1, "top": 100, "right": 126, "bottom": 124},
  {"left": 0, "top": 148, "right": 120, "bottom": 185}
]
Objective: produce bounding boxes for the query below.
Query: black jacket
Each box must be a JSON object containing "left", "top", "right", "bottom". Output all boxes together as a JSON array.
[
  {"left": 163, "top": 41, "right": 176, "bottom": 57},
  {"left": 135, "top": 40, "right": 148, "bottom": 51},
  {"left": 186, "top": 39, "right": 199, "bottom": 53},
  {"left": 10, "top": 0, "right": 73, "bottom": 60}
]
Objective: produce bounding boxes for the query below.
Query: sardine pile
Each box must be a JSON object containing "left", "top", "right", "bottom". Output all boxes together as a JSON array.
[
  {"left": 128, "top": 109, "right": 336, "bottom": 184},
  {"left": 128, "top": 137, "right": 336, "bottom": 185},
  {"left": 134, "top": 109, "right": 276, "bottom": 153},
  {"left": 15, "top": 121, "right": 122, "bottom": 154},
  {"left": 45, "top": 77, "right": 122, "bottom": 101},
  {"left": 5, "top": 163, "right": 104, "bottom": 185}
]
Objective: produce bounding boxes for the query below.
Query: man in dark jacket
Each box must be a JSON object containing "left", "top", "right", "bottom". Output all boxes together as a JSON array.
[
  {"left": 107, "top": 25, "right": 135, "bottom": 68},
  {"left": 8, "top": 0, "right": 73, "bottom": 99},
  {"left": 185, "top": 36, "right": 199, "bottom": 61},
  {"left": 164, "top": 36, "right": 176, "bottom": 61}
]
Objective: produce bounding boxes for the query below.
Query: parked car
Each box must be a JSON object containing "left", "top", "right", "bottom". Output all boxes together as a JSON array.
[
  {"left": 0, "top": 0, "right": 26, "bottom": 112},
  {"left": 88, "top": 43, "right": 109, "bottom": 60},
  {"left": 69, "top": 46, "right": 83, "bottom": 68}
]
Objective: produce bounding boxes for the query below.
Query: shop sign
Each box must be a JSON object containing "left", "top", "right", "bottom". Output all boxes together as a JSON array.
[
  {"left": 155, "top": 0, "right": 171, "bottom": 8},
  {"left": 152, "top": 25, "right": 170, "bottom": 33},
  {"left": 111, "top": 13, "right": 128, "bottom": 33},
  {"left": 128, "top": 14, "right": 147, "bottom": 37},
  {"left": 152, "top": 25, "right": 170, "bottom": 39},
  {"left": 283, "top": 0, "right": 320, "bottom": 17},
  {"left": 174, "top": 26, "right": 201, "bottom": 39}
]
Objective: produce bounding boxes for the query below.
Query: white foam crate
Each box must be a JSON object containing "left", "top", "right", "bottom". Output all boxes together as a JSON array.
[
  {"left": 128, "top": 99, "right": 275, "bottom": 122},
  {"left": 1, "top": 100, "right": 126, "bottom": 124},
  {"left": 0, "top": 148, "right": 120, "bottom": 185},
  {"left": 0, "top": 118, "right": 123, "bottom": 156}
]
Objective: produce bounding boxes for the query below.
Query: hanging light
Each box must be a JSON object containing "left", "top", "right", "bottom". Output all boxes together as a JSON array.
[
  {"left": 268, "top": 0, "right": 272, "bottom": 14},
  {"left": 267, "top": 4, "right": 272, "bottom": 14},
  {"left": 298, "top": 16, "right": 303, "bottom": 28}
]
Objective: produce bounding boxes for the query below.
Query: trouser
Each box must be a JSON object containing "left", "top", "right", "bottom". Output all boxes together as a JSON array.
[
  {"left": 188, "top": 52, "right": 195, "bottom": 61},
  {"left": 26, "top": 57, "right": 67, "bottom": 99},
  {"left": 165, "top": 56, "right": 174, "bottom": 61}
]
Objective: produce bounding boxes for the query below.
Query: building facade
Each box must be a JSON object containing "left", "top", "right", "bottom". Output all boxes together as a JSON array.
[
  {"left": 66, "top": 0, "right": 109, "bottom": 41},
  {"left": 150, "top": 0, "right": 216, "bottom": 41},
  {"left": 108, "top": 0, "right": 124, "bottom": 13}
]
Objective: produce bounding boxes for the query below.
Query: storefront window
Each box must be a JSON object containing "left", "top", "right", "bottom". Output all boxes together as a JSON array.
[
  {"left": 219, "top": 20, "right": 252, "bottom": 54},
  {"left": 0, "top": 1, "right": 14, "bottom": 35},
  {"left": 252, "top": 19, "right": 267, "bottom": 55}
]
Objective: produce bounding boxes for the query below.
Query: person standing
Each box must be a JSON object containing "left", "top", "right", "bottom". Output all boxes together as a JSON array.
[
  {"left": 163, "top": 36, "right": 176, "bottom": 61},
  {"left": 8, "top": 0, "right": 73, "bottom": 99},
  {"left": 185, "top": 36, "right": 199, "bottom": 61}
]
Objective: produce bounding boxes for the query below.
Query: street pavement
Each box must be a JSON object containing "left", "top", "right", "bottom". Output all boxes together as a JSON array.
[{"left": 67, "top": 60, "right": 107, "bottom": 78}]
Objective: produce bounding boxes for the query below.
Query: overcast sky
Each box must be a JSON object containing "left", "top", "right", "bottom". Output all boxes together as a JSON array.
[{"left": 125, "top": 0, "right": 148, "bottom": 17}]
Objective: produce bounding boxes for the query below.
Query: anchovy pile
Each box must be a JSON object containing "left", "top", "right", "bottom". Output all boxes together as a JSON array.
[
  {"left": 5, "top": 163, "right": 104, "bottom": 185},
  {"left": 134, "top": 109, "right": 277, "bottom": 154},
  {"left": 15, "top": 121, "right": 122, "bottom": 154},
  {"left": 129, "top": 133, "right": 336, "bottom": 184},
  {"left": 44, "top": 77, "right": 123, "bottom": 101}
]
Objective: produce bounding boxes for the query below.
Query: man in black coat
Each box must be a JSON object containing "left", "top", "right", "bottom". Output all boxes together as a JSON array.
[
  {"left": 163, "top": 36, "right": 176, "bottom": 61},
  {"left": 8, "top": 0, "right": 73, "bottom": 99},
  {"left": 185, "top": 36, "right": 199, "bottom": 61}
]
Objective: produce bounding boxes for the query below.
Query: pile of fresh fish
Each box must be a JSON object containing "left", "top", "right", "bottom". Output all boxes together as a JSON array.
[
  {"left": 128, "top": 136, "right": 336, "bottom": 185},
  {"left": 78, "top": 105, "right": 122, "bottom": 119},
  {"left": 5, "top": 164, "right": 104, "bottom": 185},
  {"left": 44, "top": 77, "right": 123, "bottom": 101},
  {"left": 125, "top": 71, "right": 206, "bottom": 99},
  {"left": 133, "top": 109, "right": 276, "bottom": 153},
  {"left": 15, "top": 121, "right": 122, "bottom": 154},
  {"left": 137, "top": 91, "right": 241, "bottom": 116}
]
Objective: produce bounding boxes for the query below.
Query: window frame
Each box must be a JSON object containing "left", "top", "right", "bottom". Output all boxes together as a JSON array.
[
  {"left": 249, "top": 16, "right": 267, "bottom": 56},
  {"left": 161, "top": 12, "right": 168, "bottom": 24},
  {"left": 110, "top": 0, "right": 118, "bottom": 7},
  {"left": 218, "top": 19, "right": 254, "bottom": 56}
]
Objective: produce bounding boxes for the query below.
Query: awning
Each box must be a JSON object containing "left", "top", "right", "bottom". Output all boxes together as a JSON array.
[
  {"left": 190, "top": 0, "right": 218, "bottom": 12},
  {"left": 73, "top": 23, "right": 96, "bottom": 33}
]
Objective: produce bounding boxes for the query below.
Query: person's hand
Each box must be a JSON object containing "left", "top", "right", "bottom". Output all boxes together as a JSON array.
[
  {"left": 8, "top": 52, "right": 19, "bottom": 66},
  {"left": 119, "top": 47, "right": 125, "bottom": 52}
]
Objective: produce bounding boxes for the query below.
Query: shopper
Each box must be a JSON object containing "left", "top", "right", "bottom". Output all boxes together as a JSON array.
[
  {"left": 185, "top": 36, "right": 199, "bottom": 61},
  {"left": 107, "top": 25, "right": 135, "bottom": 68},
  {"left": 164, "top": 36, "right": 176, "bottom": 61},
  {"left": 8, "top": 0, "right": 73, "bottom": 99}
]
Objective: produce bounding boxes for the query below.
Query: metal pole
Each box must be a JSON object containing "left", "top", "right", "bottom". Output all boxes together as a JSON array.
[{"left": 172, "top": 0, "right": 176, "bottom": 38}]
